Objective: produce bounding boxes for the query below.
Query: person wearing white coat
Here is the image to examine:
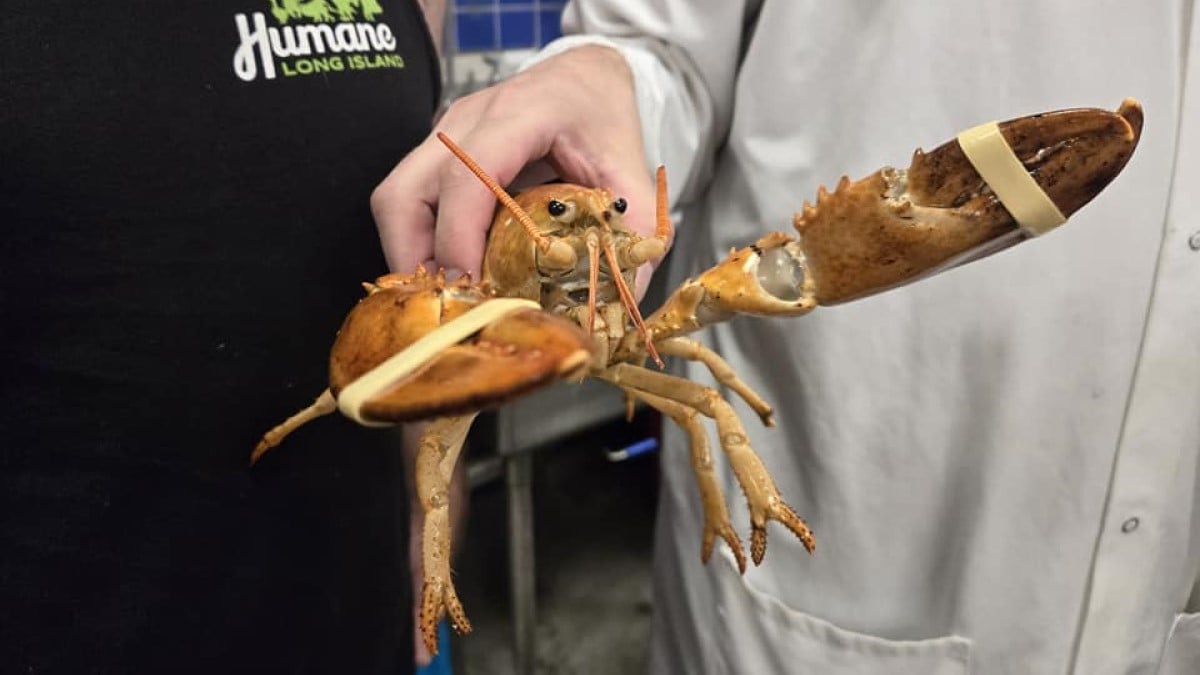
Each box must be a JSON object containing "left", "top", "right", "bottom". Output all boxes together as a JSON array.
[
  {"left": 373, "top": 1, "right": 1198, "bottom": 673},
  {"left": 528, "top": 2, "right": 1200, "bottom": 673}
]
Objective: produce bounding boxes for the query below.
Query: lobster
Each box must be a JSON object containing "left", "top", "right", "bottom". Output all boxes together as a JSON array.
[{"left": 252, "top": 99, "right": 1143, "bottom": 654}]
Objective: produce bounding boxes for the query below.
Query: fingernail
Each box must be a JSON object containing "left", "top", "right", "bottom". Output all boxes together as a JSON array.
[{"left": 443, "top": 267, "right": 465, "bottom": 281}]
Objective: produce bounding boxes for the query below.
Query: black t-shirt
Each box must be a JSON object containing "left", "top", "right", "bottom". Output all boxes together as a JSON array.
[{"left": 1, "top": 2, "right": 439, "bottom": 673}]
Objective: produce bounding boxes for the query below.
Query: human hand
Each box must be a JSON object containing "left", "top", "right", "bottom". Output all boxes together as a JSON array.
[{"left": 371, "top": 45, "right": 660, "bottom": 294}]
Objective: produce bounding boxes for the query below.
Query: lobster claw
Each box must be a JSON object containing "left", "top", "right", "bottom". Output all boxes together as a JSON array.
[
  {"left": 634, "top": 100, "right": 1143, "bottom": 352},
  {"left": 632, "top": 231, "right": 818, "bottom": 353},
  {"left": 909, "top": 98, "right": 1143, "bottom": 225},
  {"left": 794, "top": 99, "right": 1144, "bottom": 304},
  {"left": 329, "top": 279, "right": 595, "bottom": 424},
  {"left": 250, "top": 271, "right": 596, "bottom": 464}
]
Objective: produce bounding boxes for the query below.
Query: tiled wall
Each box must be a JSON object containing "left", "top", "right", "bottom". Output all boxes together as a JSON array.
[{"left": 453, "top": 0, "right": 568, "bottom": 52}]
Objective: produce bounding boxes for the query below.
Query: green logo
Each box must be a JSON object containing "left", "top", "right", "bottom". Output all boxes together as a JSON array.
[
  {"left": 234, "top": 0, "right": 405, "bottom": 81},
  {"left": 269, "top": 0, "right": 384, "bottom": 24}
]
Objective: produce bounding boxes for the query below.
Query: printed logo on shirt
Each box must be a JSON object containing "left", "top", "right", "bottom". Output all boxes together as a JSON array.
[{"left": 233, "top": 0, "right": 406, "bottom": 82}]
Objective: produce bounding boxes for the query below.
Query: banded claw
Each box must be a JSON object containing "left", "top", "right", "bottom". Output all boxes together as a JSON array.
[
  {"left": 796, "top": 98, "right": 1144, "bottom": 304},
  {"left": 640, "top": 99, "right": 1144, "bottom": 347}
]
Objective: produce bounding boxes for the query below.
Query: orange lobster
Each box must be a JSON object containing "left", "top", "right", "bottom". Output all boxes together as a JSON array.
[{"left": 253, "top": 99, "right": 1143, "bottom": 654}]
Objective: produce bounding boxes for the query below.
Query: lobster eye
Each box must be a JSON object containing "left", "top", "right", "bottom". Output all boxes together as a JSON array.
[
  {"left": 546, "top": 199, "right": 577, "bottom": 223},
  {"left": 612, "top": 197, "right": 628, "bottom": 214}
]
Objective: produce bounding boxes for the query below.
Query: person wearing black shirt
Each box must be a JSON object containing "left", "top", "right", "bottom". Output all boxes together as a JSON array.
[{"left": 1, "top": 1, "right": 442, "bottom": 673}]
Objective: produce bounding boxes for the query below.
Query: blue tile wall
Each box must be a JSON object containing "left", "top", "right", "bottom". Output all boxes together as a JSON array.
[
  {"left": 453, "top": 0, "right": 566, "bottom": 52},
  {"left": 537, "top": 9, "right": 562, "bottom": 47},
  {"left": 499, "top": 10, "right": 536, "bottom": 49},
  {"left": 454, "top": 11, "right": 496, "bottom": 52}
]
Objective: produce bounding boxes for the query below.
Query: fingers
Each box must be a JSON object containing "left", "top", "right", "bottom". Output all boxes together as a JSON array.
[
  {"left": 432, "top": 119, "right": 555, "bottom": 277},
  {"left": 544, "top": 125, "right": 659, "bottom": 299},
  {"left": 371, "top": 45, "right": 649, "bottom": 280},
  {"left": 371, "top": 136, "right": 445, "bottom": 274},
  {"left": 374, "top": 81, "right": 559, "bottom": 277},
  {"left": 599, "top": 163, "right": 660, "bottom": 301},
  {"left": 604, "top": 170, "right": 659, "bottom": 302},
  {"left": 634, "top": 263, "right": 656, "bottom": 300},
  {"left": 600, "top": 161, "right": 657, "bottom": 238}
]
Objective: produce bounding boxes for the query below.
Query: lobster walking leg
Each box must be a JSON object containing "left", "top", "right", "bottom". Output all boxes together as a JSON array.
[
  {"left": 415, "top": 414, "right": 477, "bottom": 654},
  {"left": 628, "top": 388, "right": 747, "bottom": 573},
  {"left": 656, "top": 337, "right": 775, "bottom": 426},
  {"left": 600, "top": 364, "right": 815, "bottom": 563},
  {"left": 250, "top": 389, "right": 337, "bottom": 465}
]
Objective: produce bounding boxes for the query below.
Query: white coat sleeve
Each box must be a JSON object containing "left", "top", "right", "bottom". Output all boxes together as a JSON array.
[{"left": 523, "top": 0, "right": 759, "bottom": 206}]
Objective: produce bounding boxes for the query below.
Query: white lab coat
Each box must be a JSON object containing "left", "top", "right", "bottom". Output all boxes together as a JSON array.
[{"left": 534, "top": 1, "right": 1200, "bottom": 673}]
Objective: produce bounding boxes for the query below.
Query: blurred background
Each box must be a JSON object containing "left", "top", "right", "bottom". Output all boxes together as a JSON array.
[
  {"left": 453, "top": 393, "right": 660, "bottom": 675},
  {"left": 443, "top": 0, "right": 568, "bottom": 101}
]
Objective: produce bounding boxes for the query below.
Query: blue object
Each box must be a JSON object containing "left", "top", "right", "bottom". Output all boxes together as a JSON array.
[
  {"left": 606, "top": 437, "right": 659, "bottom": 462},
  {"left": 416, "top": 620, "right": 453, "bottom": 675}
]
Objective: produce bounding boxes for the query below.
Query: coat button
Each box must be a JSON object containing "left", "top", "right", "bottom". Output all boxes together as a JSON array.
[
  {"left": 1189, "top": 230, "right": 1200, "bottom": 251},
  {"left": 1121, "top": 517, "right": 1140, "bottom": 533}
]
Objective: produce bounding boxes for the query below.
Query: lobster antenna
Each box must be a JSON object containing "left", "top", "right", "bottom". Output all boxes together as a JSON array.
[
  {"left": 436, "top": 132, "right": 555, "bottom": 253},
  {"left": 602, "top": 238, "right": 663, "bottom": 368},
  {"left": 655, "top": 166, "right": 672, "bottom": 242},
  {"left": 586, "top": 233, "right": 600, "bottom": 335}
]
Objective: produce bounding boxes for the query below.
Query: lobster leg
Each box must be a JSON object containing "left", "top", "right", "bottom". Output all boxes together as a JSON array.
[
  {"left": 627, "top": 388, "right": 747, "bottom": 573},
  {"left": 415, "top": 413, "right": 477, "bottom": 655},
  {"left": 250, "top": 389, "right": 338, "bottom": 465},
  {"left": 656, "top": 337, "right": 775, "bottom": 427},
  {"left": 600, "top": 363, "right": 815, "bottom": 564}
]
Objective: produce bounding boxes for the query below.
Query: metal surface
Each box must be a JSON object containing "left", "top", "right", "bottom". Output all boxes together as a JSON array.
[
  {"left": 481, "top": 275, "right": 668, "bottom": 672},
  {"left": 497, "top": 379, "right": 628, "bottom": 455},
  {"left": 506, "top": 452, "right": 537, "bottom": 675}
]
